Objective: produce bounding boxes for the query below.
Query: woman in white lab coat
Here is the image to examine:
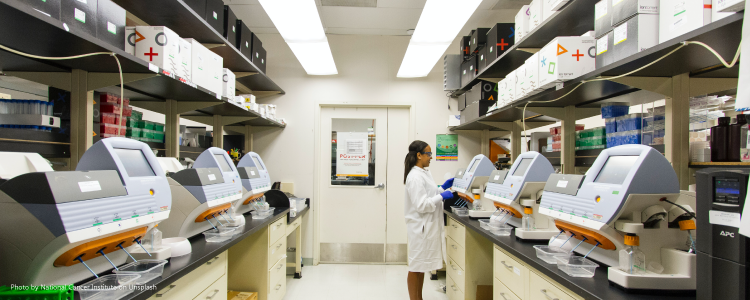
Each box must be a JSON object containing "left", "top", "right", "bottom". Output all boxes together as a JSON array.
[{"left": 403, "top": 140, "right": 455, "bottom": 300}]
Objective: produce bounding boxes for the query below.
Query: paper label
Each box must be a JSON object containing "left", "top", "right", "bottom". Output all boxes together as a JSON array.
[
  {"left": 78, "top": 181, "right": 101, "bottom": 192},
  {"left": 710, "top": 210, "right": 741, "bottom": 228},
  {"left": 74, "top": 8, "right": 85, "bottom": 23},
  {"left": 494, "top": 175, "right": 501, "bottom": 180},
  {"left": 513, "top": 266, "right": 521, "bottom": 276},
  {"left": 670, "top": 1, "right": 688, "bottom": 31},
  {"left": 595, "top": 1, "right": 608, "bottom": 20},
  {"left": 213, "top": 11, "right": 218, "bottom": 19},
  {"left": 614, "top": 24, "right": 627, "bottom": 45},
  {"left": 208, "top": 174, "right": 217, "bottom": 181},
  {"left": 107, "top": 22, "right": 116, "bottom": 34},
  {"left": 597, "top": 36, "right": 608, "bottom": 54},
  {"left": 251, "top": 171, "right": 256, "bottom": 176},
  {"left": 556, "top": 180, "right": 568, "bottom": 188},
  {"left": 149, "top": 63, "right": 159, "bottom": 73},
  {"left": 233, "top": 26, "right": 236, "bottom": 33},
  {"left": 76, "top": 0, "right": 87, "bottom": 3}
]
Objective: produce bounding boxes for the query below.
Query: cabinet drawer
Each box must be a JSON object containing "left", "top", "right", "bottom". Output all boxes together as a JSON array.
[
  {"left": 446, "top": 217, "right": 465, "bottom": 248},
  {"left": 529, "top": 271, "right": 578, "bottom": 300},
  {"left": 268, "top": 258, "right": 286, "bottom": 293},
  {"left": 446, "top": 273, "right": 465, "bottom": 300},
  {"left": 268, "top": 237, "right": 286, "bottom": 267},
  {"left": 494, "top": 247, "right": 528, "bottom": 298},
  {"left": 446, "top": 258, "right": 465, "bottom": 293},
  {"left": 494, "top": 278, "right": 522, "bottom": 300},
  {"left": 268, "top": 275, "right": 286, "bottom": 300},
  {"left": 286, "top": 218, "right": 301, "bottom": 235},
  {"left": 148, "top": 252, "right": 227, "bottom": 300},
  {"left": 192, "top": 274, "right": 227, "bottom": 300},
  {"left": 269, "top": 216, "right": 287, "bottom": 245},
  {"left": 446, "top": 236, "right": 465, "bottom": 270}
]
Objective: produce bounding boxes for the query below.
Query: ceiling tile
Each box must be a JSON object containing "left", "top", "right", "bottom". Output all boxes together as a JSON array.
[
  {"left": 376, "top": 0, "right": 426, "bottom": 8},
  {"left": 319, "top": 6, "right": 422, "bottom": 30}
]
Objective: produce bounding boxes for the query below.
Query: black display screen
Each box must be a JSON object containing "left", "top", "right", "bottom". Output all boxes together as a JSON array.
[{"left": 716, "top": 180, "right": 741, "bottom": 195}]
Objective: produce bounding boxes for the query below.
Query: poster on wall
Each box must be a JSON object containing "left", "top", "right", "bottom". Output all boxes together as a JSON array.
[
  {"left": 436, "top": 134, "right": 458, "bottom": 161},
  {"left": 336, "top": 132, "right": 369, "bottom": 176}
]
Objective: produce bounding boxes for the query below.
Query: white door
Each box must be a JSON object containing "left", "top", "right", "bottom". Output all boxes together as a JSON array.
[{"left": 318, "top": 107, "right": 409, "bottom": 263}]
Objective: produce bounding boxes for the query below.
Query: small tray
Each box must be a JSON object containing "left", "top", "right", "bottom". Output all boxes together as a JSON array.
[
  {"left": 78, "top": 274, "right": 140, "bottom": 300},
  {"left": 204, "top": 228, "right": 237, "bottom": 243},
  {"left": 488, "top": 224, "right": 512, "bottom": 236},
  {"left": 113, "top": 259, "right": 167, "bottom": 284},
  {"left": 533, "top": 245, "right": 571, "bottom": 264},
  {"left": 453, "top": 207, "right": 469, "bottom": 216},
  {"left": 251, "top": 209, "right": 273, "bottom": 219},
  {"left": 478, "top": 219, "right": 491, "bottom": 230},
  {"left": 555, "top": 256, "right": 599, "bottom": 278}
]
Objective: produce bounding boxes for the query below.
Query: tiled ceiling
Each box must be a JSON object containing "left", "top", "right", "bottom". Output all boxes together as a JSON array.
[{"left": 225, "top": 0, "right": 526, "bottom": 37}]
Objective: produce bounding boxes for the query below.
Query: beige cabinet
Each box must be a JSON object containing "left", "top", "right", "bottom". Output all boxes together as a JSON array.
[
  {"left": 493, "top": 245, "right": 584, "bottom": 300},
  {"left": 148, "top": 251, "right": 228, "bottom": 300},
  {"left": 228, "top": 215, "right": 288, "bottom": 300},
  {"left": 445, "top": 216, "right": 493, "bottom": 300}
]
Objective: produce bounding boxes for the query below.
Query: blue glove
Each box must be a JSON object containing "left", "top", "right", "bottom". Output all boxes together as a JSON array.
[
  {"left": 441, "top": 178, "right": 455, "bottom": 190},
  {"left": 440, "top": 190, "right": 454, "bottom": 200}
]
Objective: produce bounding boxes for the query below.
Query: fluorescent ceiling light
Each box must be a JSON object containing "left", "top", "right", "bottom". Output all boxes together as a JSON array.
[
  {"left": 397, "top": 0, "right": 482, "bottom": 78},
  {"left": 258, "top": 0, "right": 338, "bottom": 75}
]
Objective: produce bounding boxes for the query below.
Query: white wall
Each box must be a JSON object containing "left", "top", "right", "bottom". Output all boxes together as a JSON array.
[{"left": 251, "top": 34, "right": 485, "bottom": 259}]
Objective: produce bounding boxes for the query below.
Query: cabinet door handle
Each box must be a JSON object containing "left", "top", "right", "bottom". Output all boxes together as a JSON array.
[
  {"left": 206, "top": 289, "right": 220, "bottom": 300},
  {"left": 277, "top": 223, "right": 283, "bottom": 228},
  {"left": 206, "top": 256, "right": 220, "bottom": 265},
  {"left": 155, "top": 285, "right": 176, "bottom": 297},
  {"left": 540, "top": 289, "right": 559, "bottom": 300},
  {"left": 450, "top": 284, "right": 457, "bottom": 291},
  {"left": 276, "top": 243, "right": 283, "bottom": 249},
  {"left": 277, "top": 263, "right": 284, "bottom": 270},
  {"left": 275, "top": 284, "right": 282, "bottom": 290},
  {"left": 499, "top": 292, "right": 510, "bottom": 300},
  {"left": 451, "top": 244, "right": 457, "bottom": 250},
  {"left": 452, "top": 224, "right": 458, "bottom": 228},
  {"left": 450, "top": 263, "right": 457, "bottom": 271},
  {"left": 501, "top": 261, "right": 513, "bottom": 270}
]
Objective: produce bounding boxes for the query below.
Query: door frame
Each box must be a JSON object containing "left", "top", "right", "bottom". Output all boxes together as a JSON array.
[{"left": 313, "top": 102, "right": 416, "bottom": 265}]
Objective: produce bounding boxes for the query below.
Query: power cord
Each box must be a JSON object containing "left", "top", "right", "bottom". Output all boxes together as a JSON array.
[
  {"left": 0, "top": 44, "right": 125, "bottom": 130},
  {"left": 660, "top": 197, "right": 697, "bottom": 220},
  {"left": 520, "top": 40, "right": 743, "bottom": 146}
]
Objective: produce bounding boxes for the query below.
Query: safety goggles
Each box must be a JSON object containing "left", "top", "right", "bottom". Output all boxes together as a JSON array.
[{"left": 420, "top": 151, "right": 433, "bottom": 157}]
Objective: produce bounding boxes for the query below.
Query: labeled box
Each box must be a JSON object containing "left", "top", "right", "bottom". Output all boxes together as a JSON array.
[
  {"left": 254, "top": 45, "right": 267, "bottom": 74},
  {"left": 612, "top": 14, "right": 659, "bottom": 61},
  {"left": 468, "top": 54, "right": 478, "bottom": 79},
  {"left": 506, "top": 69, "right": 518, "bottom": 102},
  {"left": 459, "top": 93, "right": 467, "bottom": 111},
  {"left": 96, "top": 0, "right": 125, "bottom": 50},
  {"left": 595, "top": 0, "right": 612, "bottom": 38},
  {"left": 713, "top": 0, "right": 737, "bottom": 21},
  {"left": 224, "top": 6, "right": 239, "bottom": 48},
  {"left": 529, "top": 0, "right": 543, "bottom": 30},
  {"left": 497, "top": 79, "right": 509, "bottom": 104},
  {"left": 515, "top": 66, "right": 528, "bottom": 100},
  {"left": 185, "top": 38, "right": 223, "bottom": 97},
  {"left": 20, "top": 0, "right": 61, "bottom": 20},
  {"left": 716, "top": 0, "right": 745, "bottom": 12},
  {"left": 538, "top": 36, "right": 596, "bottom": 89},
  {"left": 460, "top": 98, "right": 496, "bottom": 124},
  {"left": 542, "top": 0, "right": 558, "bottom": 21},
  {"left": 223, "top": 69, "right": 235, "bottom": 98},
  {"left": 524, "top": 52, "right": 542, "bottom": 94},
  {"left": 135, "top": 26, "right": 182, "bottom": 76},
  {"left": 515, "top": 6, "right": 530, "bottom": 43},
  {"left": 125, "top": 26, "right": 135, "bottom": 55},
  {"left": 460, "top": 36, "right": 471, "bottom": 60},
  {"left": 478, "top": 47, "right": 489, "bottom": 72},
  {"left": 184, "top": 0, "right": 206, "bottom": 18},
  {"left": 61, "top": 0, "right": 97, "bottom": 37},
  {"left": 659, "top": 0, "right": 711, "bottom": 43},
  {"left": 596, "top": 31, "right": 614, "bottom": 69},
  {"left": 461, "top": 58, "right": 471, "bottom": 87},
  {"left": 487, "top": 23, "right": 516, "bottom": 61},
  {"left": 179, "top": 38, "right": 192, "bottom": 81},
  {"left": 611, "top": 0, "right": 658, "bottom": 26},
  {"left": 470, "top": 80, "right": 498, "bottom": 102},
  {"left": 546, "top": 0, "right": 570, "bottom": 11},
  {"left": 470, "top": 28, "right": 490, "bottom": 54},
  {"left": 204, "top": 0, "right": 224, "bottom": 35},
  {"left": 237, "top": 20, "right": 254, "bottom": 59}
]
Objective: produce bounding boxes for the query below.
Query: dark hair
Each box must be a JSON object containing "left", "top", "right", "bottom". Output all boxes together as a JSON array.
[{"left": 404, "top": 140, "right": 429, "bottom": 184}]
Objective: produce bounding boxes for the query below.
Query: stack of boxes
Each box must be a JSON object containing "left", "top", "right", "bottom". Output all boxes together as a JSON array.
[
  {"left": 641, "top": 106, "right": 666, "bottom": 145},
  {"left": 576, "top": 127, "right": 607, "bottom": 150},
  {"left": 460, "top": 80, "right": 498, "bottom": 124},
  {"left": 98, "top": 93, "right": 131, "bottom": 138},
  {"left": 602, "top": 102, "right": 645, "bottom": 147},
  {"left": 126, "top": 113, "right": 165, "bottom": 143},
  {"left": 547, "top": 124, "right": 585, "bottom": 152},
  {"left": 596, "top": 0, "right": 659, "bottom": 69}
]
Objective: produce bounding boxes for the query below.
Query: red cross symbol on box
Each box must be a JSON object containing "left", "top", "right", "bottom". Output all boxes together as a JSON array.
[
  {"left": 572, "top": 49, "right": 583, "bottom": 61},
  {"left": 497, "top": 39, "right": 509, "bottom": 51},
  {"left": 145, "top": 47, "right": 159, "bottom": 61}
]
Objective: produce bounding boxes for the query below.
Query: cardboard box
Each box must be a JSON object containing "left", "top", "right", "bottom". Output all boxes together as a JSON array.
[
  {"left": 716, "top": 0, "right": 745, "bottom": 11},
  {"left": 461, "top": 59, "right": 471, "bottom": 87},
  {"left": 659, "top": 0, "right": 711, "bottom": 43},
  {"left": 497, "top": 79, "right": 509, "bottom": 104},
  {"left": 459, "top": 93, "right": 467, "bottom": 111},
  {"left": 612, "top": 14, "right": 659, "bottom": 61},
  {"left": 125, "top": 26, "right": 135, "bottom": 55},
  {"left": 487, "top": 23, "right": 516, "bottom": 61},
  {"left": 515, "top": 66, "right": 528, "bottom": 100},
  {"left": 478, "top": 47, "right": 489, "bottom": 72},
  {"left": 470, "top": 28, "right": 490, "bottom": 54},
  {"left": 254, "top": 45, "right": 267, "bottom": 74},
  {"left": 581, "top": 30, "right": 597, "bottom": 37},
  {"left": 546, "top": 0, "right": 570, "bottom": 11},
  {"left": 237, "top": 20, "right": 254, "bottom": 59},
  {"left": 19, "top": 0, "right": 61, "bottom": 20},
  {"left": 61, "top": 0, "right": 97, "bottom": 36},
  {"left": 223, "top": 69, "right": 235, "bottom": 98},
  {"left": 135, "top": 26, "right": 182, "bottom": 76},
  {"left": 515, "top": 6, "right": 531, "bottom": 43},
  {"left": 227, "top": 291, "right": 257, "bottom": 300},
  {"left": 185, "top": 38, "right": 223, "bottom": 97},
  {"left": 179, "top": 38, "right": 192, "bottom": 81},
  {"left": 538, "top": 36, "right": 596, "bottom": 89},
  {"left": 183, "top": 0, "right": 206, "bottom": 18},
  {"left": 529, "top": 0, "right": 543, "bottom": 30},
  {"left": 96, "top": 0, "right": 125, "bottom": 50},
  {"left": 468, "top": 55, "right": 478, "bottom": 79},
  {"left": 506, "top": 69, "right": 518, "bottom": 102},
  {"left": 525, "top": 52, "right": 542, "bottom": 94},
  {"left": 471, "top": 80, "right": 498, "bottom": 102},
  {"left": 250, "top": 33, "right": 264, "bottom": 66},
  {"left": 460, "top": 99, "right": 496, "bottom": 124},
  {"left": 611, "top": 0, "right": 659, "bottom": 26},
  {"left": 712, "top": 0, "right": 737, "bottom": 21},
  {"left": 542, "top": 0, "right": 558, "bottom": 21},
  {"left": 596, "top": 31, "right": 614, "bottom": 69},
  {"left": 224, "top": 6, "right": 239, "bottom": 48},
  {"left": 205, "top": 0, "right": 224, "bottom": 35},
  {"left": 595, "top": 0, "right": 613, "bottom": 38},
  {"left": 460, "top": 36, "right": 471, "bottom": 60}
]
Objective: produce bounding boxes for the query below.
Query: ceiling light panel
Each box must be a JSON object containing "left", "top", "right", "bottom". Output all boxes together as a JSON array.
[{"left": 321, "top": 0, "right": 378, "bottom": 7}]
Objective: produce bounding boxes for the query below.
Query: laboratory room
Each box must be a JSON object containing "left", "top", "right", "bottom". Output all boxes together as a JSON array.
[{"left": 0, "top": 0, "right": 749, "bottom": 299}]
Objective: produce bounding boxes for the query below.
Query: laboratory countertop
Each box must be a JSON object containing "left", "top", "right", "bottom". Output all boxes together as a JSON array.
[
  {"left": 443, "top": 210, "right": 696, "bottom": 300},
  {"left": 117, "top": 207, "right": 290, "bottom": 300},
  {"left": 288, "top": 205, "right": 309, "bottom": 225}
]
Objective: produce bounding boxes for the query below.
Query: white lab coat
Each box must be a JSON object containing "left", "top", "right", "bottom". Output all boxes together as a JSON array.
[{"left": 404, "top": 166, "right": 447, "bottom": 273}]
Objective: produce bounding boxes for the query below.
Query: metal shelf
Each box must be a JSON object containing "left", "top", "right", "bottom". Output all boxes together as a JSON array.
[
  {"left": 689, "top": 162, "right": 750, "bottom": 168},
  {"left": 450, "top": 107, "right": 559, "bottom": 131},
  {"left": 113, "top": 0, "right": 285, "bottom": 94}
]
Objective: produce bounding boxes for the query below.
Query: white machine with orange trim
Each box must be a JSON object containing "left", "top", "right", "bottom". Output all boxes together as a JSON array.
[
  {"left": 539, "top": 144, "right": 697, "bottom": 292},
  {"left": 0, "top": 138, "right": 172, "bottom": 286},
  {"left": 158, "top": 147, "right": 243, "bottom": 238},
  {"left": 451, "top": 154, "right": 496, "bottom": 213},
  {"left": 484, "top": 151, "right": 559, "bottom": 240},
  {"left": 232, "top": 152, "right": 273, "bottom": 217}
]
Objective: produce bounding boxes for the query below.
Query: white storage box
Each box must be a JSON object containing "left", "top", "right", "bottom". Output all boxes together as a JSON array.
[
  {"left": 525, "top": 52, "right": 543, "bottom": 94},
  {"left": 542, "top": 0, "right": 558, "bottom": 21},
  {"left": 595, "top": 0, "right": 613, "bottom": 38},
  {"left": 448, "top": 115, "right": 461, "bottom": 127},
  {"left": 659, "top": 0, "right": 712, "bottom": 43},
  {"left": 497, "top": 79, "right": 510, "bottom": 104},
  {"left": 506, "top": 69, "right": 518, "bottom": 102},
  {"left": 515, "top": 66, "right": 528, "bottom": 100},
  {"left": 596, "top": 31, "right": 615, "bottom": 69},
  {"left": 515, "top": 5, "right": 531, "bottom": 43},
  {"left": 716, "top": 0, "right": 744, "bottom": 12},
  {"left": 223, "top": 68, "right": 236, "bottom": 98},
  {"left": 546, "top": 0, "right": 570, "bottom": 11},
  {"left": 611, "top": 0, "right": 659, "bottom": 26},
  {"left": 125, "top": 26, "right": 135, "bottom": 55},
  {"left": 178, "top": 38, "right": 192, "bottom": 81},
  {"left": 529, "top": 0, "right": 543, "bottom": 31},
  {"left": 612, "top": 14, "right": 659, "bottom": 61},
  {"left": 538, "top": 36, "right": 596, "bottom": 89},
  {"left": 712, "top": 0, "right": 737, "bottom": 21},
  {"left": 134, "top": 26, "right": 182, "bottom": 76},
  {"left": 185, "top": 38, "right": 224, "bottom": 97}
]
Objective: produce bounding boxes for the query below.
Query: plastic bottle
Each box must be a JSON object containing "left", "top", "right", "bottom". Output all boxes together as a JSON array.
[
  {"left": 619, "top": 234, "right": 646, "bottom": 274},
  {"left": 729, "top": 114, "right": 747, "bottom": 162},
  {"left": 711, "top": 117, "right": 731, "bottom": 162},
  {"left": 143, "top": 225, "right": 162, "bottom": 252},
  {"left": 521, "top": 207, "right": 535, "bottom": 230}
]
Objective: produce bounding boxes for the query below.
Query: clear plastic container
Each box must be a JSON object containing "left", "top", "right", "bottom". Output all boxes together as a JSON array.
[
  {"left": 113, "top": 259, "right": 168, "bottom": 284},
  {"left": 78, "top": 274, "right": 140, "bottom": 300},
  {"left": 479, "top": 219, "right": 491, "bottom": 230},
  {"left": 555, "top": 256, "right": 599, "bottom": 278},
  {"left": 450, "top": 206, "right": 462, "bottom": 213},
  {"left": 454, "top": 207, "right": 469, "bottom": 217},
  {"left": 533, "top": 245, "right": 571, "bottom": 264},
  {"left": 203, "top": 228, "right": 237, "bottom": 242},
  {"left": 488, "top": 223, "right": 512, "bottom": 236},
  {"left": 251, "top": 209, "right": 274, "bottom": 219}
]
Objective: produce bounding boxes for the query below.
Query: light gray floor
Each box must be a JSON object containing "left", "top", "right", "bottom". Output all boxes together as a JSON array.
[{"left": 283, "top": 264, "right": 448, "bottom": 300}]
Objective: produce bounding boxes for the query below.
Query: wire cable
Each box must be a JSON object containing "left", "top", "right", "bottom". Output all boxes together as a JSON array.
[
  {"left": 519, "top": 39, "right": 742, "bottom": 153},
  {"left": 660, "top": 198, "right": 697, "bottom": 219}
]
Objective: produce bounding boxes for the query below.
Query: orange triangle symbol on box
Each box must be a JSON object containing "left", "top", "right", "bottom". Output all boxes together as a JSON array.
[
  {"left": 557, "top": 44, "right": 568, "bottom": 56},
  {"left": 488, "top": 95, "right": 495, "bottom": 101},
  {"left": 93, "top": 131, "right": 97, "bottom": 136},
  {"left": 135, "top": 30, "right": 146, "bottom": 43}
]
